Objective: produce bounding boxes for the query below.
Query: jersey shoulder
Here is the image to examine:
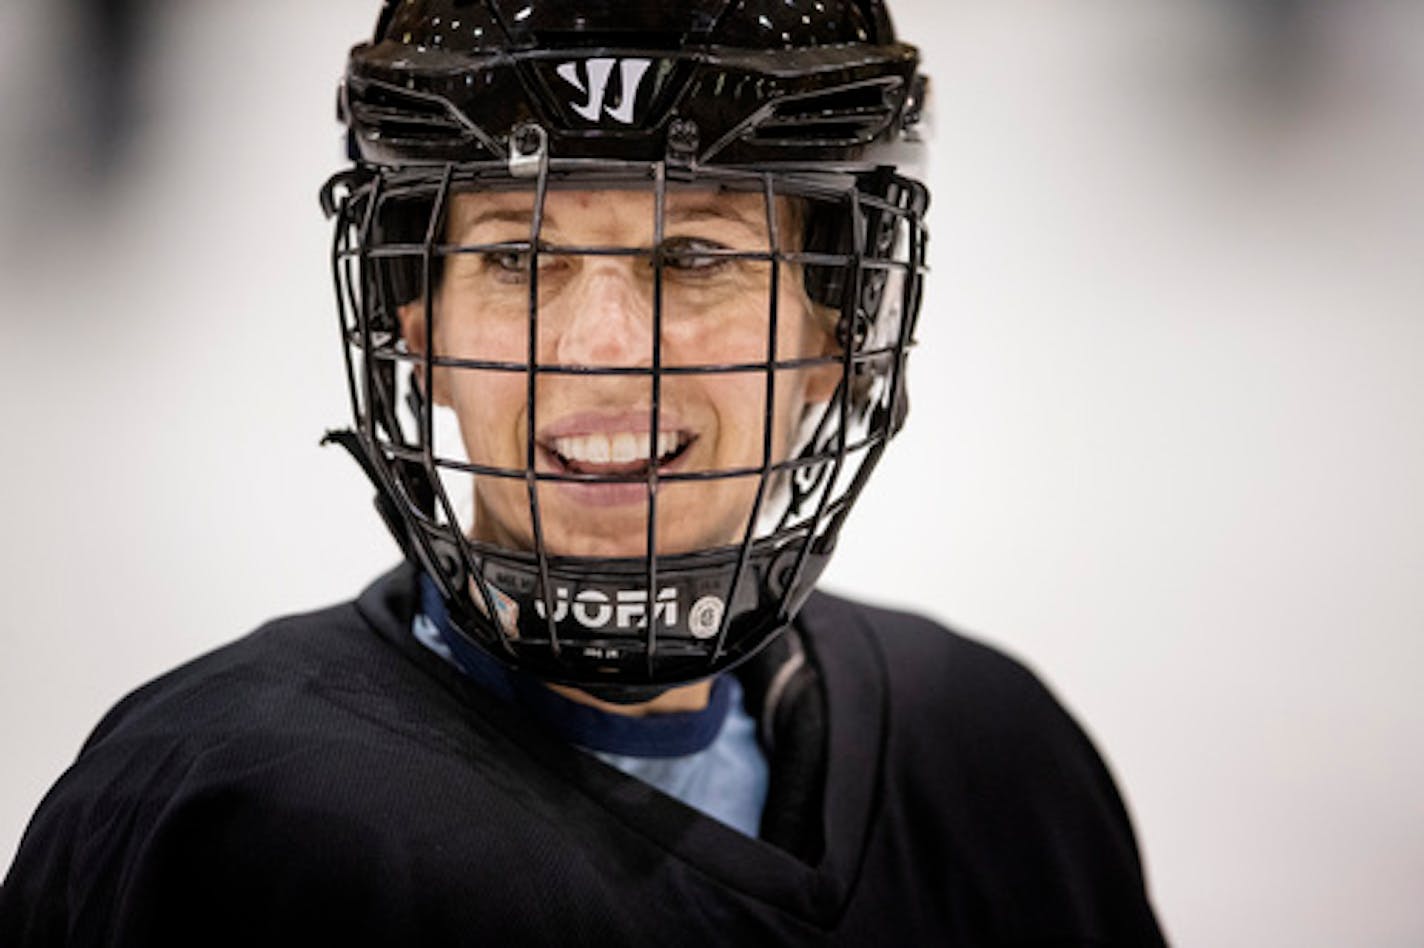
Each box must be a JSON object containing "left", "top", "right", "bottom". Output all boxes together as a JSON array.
[
  {"left": 800, "top": 588, "right": 1166, "bottom": 946},
  {"left": 802, "top": 586, "right": 1125, "bottom": 809},
  {"left": 0, "top": 571, "right": 563, "bottom": 944},
  {"left": 802, "top": 587, "right": 1065, "bottom": 727}
]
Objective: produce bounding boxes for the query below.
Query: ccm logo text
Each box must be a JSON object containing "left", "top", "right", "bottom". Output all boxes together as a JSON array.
[{"left": 535, "top": 587, "right": 677, "bottom": 629}]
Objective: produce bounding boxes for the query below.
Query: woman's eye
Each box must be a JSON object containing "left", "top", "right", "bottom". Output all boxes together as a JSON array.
[
  {"left": 491, "top": 250, "right": 526, "bottom": 270},
  {"left": 662, "top": 237, "right": 731, "bottom": 274},
  {"left": 480, "top": 244, "right": 557, "bottom": 281}
]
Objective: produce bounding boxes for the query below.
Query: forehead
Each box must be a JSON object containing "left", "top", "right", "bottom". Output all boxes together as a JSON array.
[{"left": 445, "top": 187, "right": 779, "bottom": 236}]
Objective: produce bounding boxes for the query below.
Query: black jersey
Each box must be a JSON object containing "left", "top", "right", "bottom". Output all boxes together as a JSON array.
[{"left": 0, "top": 565, "right": 1165, "bottom": 946}]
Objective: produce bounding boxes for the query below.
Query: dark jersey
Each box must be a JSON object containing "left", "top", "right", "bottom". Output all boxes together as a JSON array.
[{"left": 0, "top": 565, "right": 1165, "bottom": 946}]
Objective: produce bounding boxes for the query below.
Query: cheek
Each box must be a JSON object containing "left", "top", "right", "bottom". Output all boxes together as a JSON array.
[
  {"left": 435, "top": 370, "right": 521, "bottom": 467},
  {"left": 660, "top": 307, "right": 762, "bottom": 369},
  {"left": 695, "top": 370, "right": 813, "bottom": 469},
  {"left": 663, "top": 293, "right": 830, "bottom": 439},
  {"left": 434, "top": 295, "right": 527, "bottom": 362},
  {"left": 777, "top": 290, "right": 839, "bottom": 407},
  {"left": 661, "top": 287, "right": 824, "bottom": 364},
  {"left": 431, "top": 317, "right": 529, "bottom": 463},
  {"left": 776, "top": 286, "right": 833, "bottom": 357},
  {"left": 703, "top": 374, "right": 766, "bottom": 426},
  {"left": 434, "top": 294, "right": 527, "bottom": 387}
]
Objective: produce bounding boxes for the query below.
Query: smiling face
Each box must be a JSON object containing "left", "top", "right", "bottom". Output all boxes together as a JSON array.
[{"left": 398, "top": 186, "right": 838, "bottom": 559}]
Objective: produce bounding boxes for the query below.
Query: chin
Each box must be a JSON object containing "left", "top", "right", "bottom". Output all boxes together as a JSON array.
[{"left": 476, "top": 487, "right": 751, "bottom": 559}]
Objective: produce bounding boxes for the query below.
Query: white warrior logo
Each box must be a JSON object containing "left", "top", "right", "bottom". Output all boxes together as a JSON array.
[{"left": 556, "top": 58, "right": 652, "bottom": 125}]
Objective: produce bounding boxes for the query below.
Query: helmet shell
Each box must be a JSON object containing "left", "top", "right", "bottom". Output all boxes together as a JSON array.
[{"left": 343, "top": 0, "right": 925, "bottom": 167}]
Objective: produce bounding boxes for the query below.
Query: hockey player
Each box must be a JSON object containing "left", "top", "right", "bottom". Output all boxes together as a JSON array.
[{"left": 0, "top": 2, "right": 1166, "bottom": 944}]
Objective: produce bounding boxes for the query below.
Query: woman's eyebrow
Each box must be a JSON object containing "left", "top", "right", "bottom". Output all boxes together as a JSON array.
[
  {"left": 451, "top": 207, "right": 541, "bottom": 233},
  {"left": 449, "top": 199, "right": 766, "bottom": 236},
  {"left": 664, "top": 203, "right": 767, "bottom": 238}
]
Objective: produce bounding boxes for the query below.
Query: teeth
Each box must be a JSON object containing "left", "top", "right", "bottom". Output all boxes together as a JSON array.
[
  {"left": 611, "top": 433, "right": 639, "bottom": 464},
  {"left": 553, "top": 431, "right": 682, "bottom": 466}
]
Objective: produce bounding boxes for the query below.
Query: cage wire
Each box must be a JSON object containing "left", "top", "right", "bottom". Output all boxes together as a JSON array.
[{"left": 326, "top": 156, "right": 926, "bottom": 686}]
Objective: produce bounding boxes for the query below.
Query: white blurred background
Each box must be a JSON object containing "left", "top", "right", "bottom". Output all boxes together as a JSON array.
[{"left": 2, "top": 1, "right": 1421, "bottom": 944}]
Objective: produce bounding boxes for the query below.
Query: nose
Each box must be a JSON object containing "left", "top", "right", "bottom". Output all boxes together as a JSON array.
[{"left": 551, "top": 262, "right": 655, "bottom": 368}]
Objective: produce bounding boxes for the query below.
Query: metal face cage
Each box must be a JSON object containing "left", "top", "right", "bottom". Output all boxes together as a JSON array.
[{"left": 324, "top": 153, "right": 926, "bottom": 690}]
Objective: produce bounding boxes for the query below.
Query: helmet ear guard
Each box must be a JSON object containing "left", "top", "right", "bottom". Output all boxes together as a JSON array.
[{"left": 323, "top": 0, "right": 929, "bottom": 688}]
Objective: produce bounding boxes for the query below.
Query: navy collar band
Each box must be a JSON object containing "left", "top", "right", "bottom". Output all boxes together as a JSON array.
[{"left": 418, "top": 572, "right": 733, "bottom": 758}]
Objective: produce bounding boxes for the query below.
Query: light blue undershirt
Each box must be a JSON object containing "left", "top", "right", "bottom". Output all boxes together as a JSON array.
[{"left": 413, "top": 609, "right": 769, "bottom": 837}]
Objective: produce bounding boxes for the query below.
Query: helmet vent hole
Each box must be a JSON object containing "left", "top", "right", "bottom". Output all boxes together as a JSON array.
[
  {"left": 347, "top": 80, "right": 487, "bottom": 152},
  {"left": 746, "top": 78, "right": 902, "bottom": 147}
]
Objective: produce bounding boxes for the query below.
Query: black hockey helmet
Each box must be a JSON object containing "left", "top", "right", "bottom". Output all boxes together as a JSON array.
[{"left": 322, "top": 0, "right": 929, "bottom": 696}]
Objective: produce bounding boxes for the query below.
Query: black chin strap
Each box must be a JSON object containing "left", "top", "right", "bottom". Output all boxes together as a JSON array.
[
  {"left": 736, "top": 625, "right": 827, "bottom": 863},
  {"left": 322, "top": 429, "right": 414, "bottom": 560}
]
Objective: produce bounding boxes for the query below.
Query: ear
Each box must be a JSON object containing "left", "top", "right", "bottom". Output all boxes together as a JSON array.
[
  {"left": 396, "top": 297, "right": 428, "bottom": 354},
  {"left": 802, "top": 361, "right": 840, "bottom": 408},
  {"left": 396, "top": 298, "right": 451, "bottom": 406}
]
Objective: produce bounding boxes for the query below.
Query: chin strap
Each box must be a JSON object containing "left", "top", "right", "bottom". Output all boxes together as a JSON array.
[
  {"left": 736, "top": 624, "right": 827, "bottom": 862},
  {"left": 322, "top": 428, "right": 414, "bottom": 561}
]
